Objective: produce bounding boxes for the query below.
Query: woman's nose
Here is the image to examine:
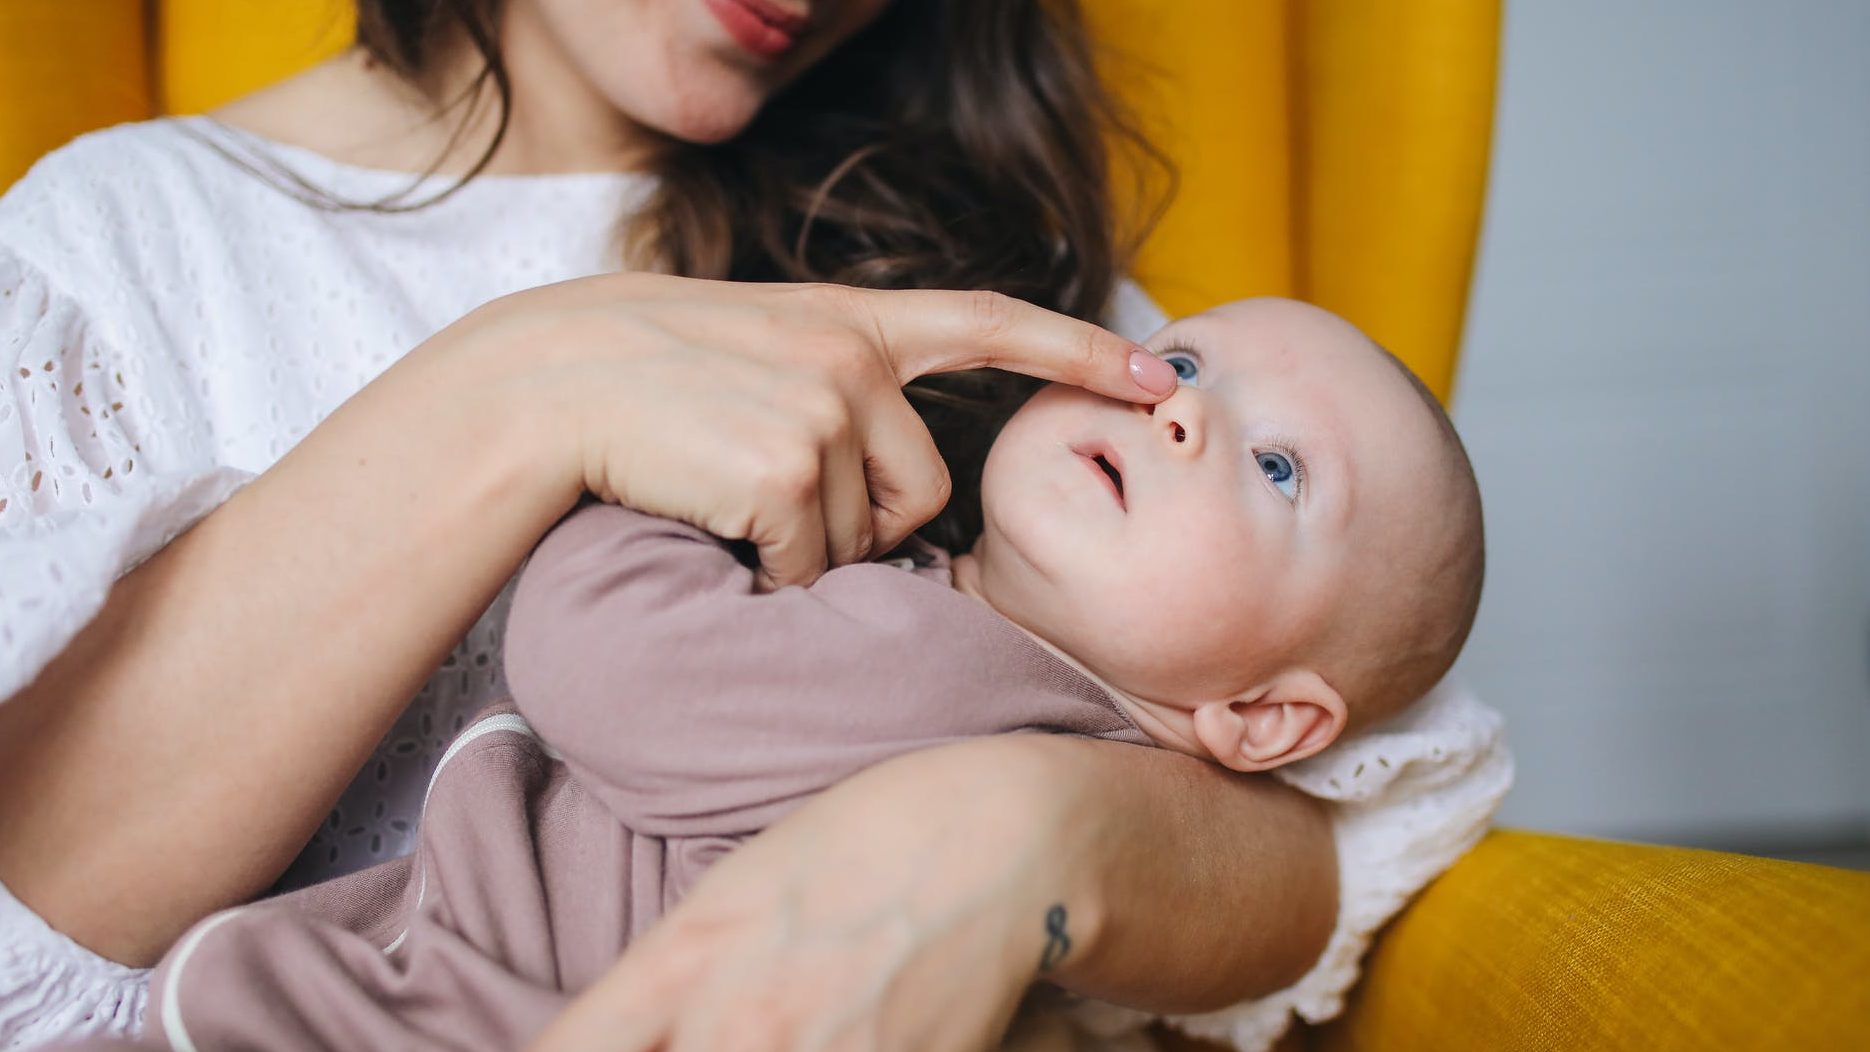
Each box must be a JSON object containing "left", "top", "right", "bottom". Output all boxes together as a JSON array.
[{"left": 1146, "top": 391, "right": 1205, "bottom": 456}]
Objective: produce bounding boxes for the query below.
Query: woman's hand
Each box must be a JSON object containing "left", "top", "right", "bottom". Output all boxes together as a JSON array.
[
  {"left": 441, "top": 274, "right": 1179, "bottom": 588},
  {"left": 528, "top": 736, "right": 1086, "bottom": 1052},
  {"left": 527, "top": 735, "right": 1338, "bottom": 1052}
]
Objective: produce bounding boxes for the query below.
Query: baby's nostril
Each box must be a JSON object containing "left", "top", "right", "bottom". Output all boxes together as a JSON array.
[{"left": 1171, "top": 423, "right": 1186, "bottom": 443}]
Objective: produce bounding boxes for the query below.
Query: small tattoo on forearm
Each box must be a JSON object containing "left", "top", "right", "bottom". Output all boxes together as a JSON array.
[{"left": 1038, "top": 904, "right": 1071, "bottom": 971}]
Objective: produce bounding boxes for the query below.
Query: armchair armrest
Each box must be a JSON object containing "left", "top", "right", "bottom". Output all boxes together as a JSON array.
[{"left": 1311, "top": 829, "right": 1870, "bottom": 1050}]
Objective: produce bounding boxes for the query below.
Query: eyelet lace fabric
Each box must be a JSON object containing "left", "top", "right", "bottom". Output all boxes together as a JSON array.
[{"left": 0, "top": 118, "right": 1511, "bottom": 1051}]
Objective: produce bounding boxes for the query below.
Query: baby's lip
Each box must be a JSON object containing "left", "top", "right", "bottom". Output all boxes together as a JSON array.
[{"left": 1069, "top": 440, "right": 1127, "bottom": 511}]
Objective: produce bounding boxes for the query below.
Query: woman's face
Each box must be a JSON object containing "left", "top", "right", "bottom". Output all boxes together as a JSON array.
[{"left": 514, "top": 0, "right": 892, "bottom": 144}]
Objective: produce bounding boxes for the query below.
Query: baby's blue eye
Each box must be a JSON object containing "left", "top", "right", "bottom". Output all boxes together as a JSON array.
[
  {"left": 1160, "top": 351, "right": 1200, "bottom": 385},
  {"left": 1257, "top": 451, "right": 1299, "bottom": 500}
]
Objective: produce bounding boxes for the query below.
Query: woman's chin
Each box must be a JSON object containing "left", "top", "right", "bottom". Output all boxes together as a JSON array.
[
  {"left": 658, "top": 112, "right": 754, "bottom": 145},
  {"left": 637, "top": 83, "right": 768, "bottom": 145}
]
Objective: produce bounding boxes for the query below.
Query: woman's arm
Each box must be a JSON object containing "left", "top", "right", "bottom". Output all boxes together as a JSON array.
[
  {"left": 0, "top": 276, "right": 1171, "bottom": 967},
  {"left": 1016, "top": 735, "right": 1336, "bottom": 1012},
  {"left": 531, "top": 733, "right": 1336, "bottom": 1052},
  {"left": 0, "top": 318, "right": 572, "bottom": 967}
]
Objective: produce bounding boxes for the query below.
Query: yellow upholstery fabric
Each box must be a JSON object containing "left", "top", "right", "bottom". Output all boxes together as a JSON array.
[
  {"left": 0, "top": 0, "right": 150, "bottom": 189},
  {"left": 154, "top": 0, "right": 354, "bottom": 116},
  {"left": 1294, "top": 1, "right": 1498, "bottom": 401},
  {"left": 1081, "top": 1, "right": 1297, "bottom": 317},
  {"left": 1311, "top": 831, "right": 1870, "bottom": 1050},
  {"left": 1080, "top": 0, "right": 1499, "bottom": 400}
]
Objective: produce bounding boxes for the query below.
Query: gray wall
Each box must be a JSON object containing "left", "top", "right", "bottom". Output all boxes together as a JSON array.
[{"left": 1452, "top": 0, "right": 1870, "bottom": 845}]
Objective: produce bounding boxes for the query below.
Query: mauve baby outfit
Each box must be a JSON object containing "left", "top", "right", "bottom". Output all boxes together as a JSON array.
[{"left": 116, "top": 502, "right": 1152, "bottom": 1051}]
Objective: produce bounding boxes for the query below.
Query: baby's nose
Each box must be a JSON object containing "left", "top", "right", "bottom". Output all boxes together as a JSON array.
[{"left": 1147, "top": 392, "right": 1205, "bottom": 456}]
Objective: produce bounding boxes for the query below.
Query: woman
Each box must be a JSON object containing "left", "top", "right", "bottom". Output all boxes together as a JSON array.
[{"left": 0, "top": 1, "right": 1509, "bottom": 1049}]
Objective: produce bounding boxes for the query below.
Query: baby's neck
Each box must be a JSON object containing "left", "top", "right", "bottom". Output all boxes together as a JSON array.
[{"left": 945, "top": 553, "right": 1207, "bottom": 760}]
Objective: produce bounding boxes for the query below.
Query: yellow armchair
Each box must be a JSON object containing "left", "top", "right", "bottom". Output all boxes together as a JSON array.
[
  {"left": 1308, "top": 831, "right": 1870, "bottom": 1050},
  {"left": 4, "top": 2, "right": 1867, "bottom": 1050}
]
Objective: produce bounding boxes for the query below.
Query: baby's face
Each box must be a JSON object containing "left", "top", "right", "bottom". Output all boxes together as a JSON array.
[{"left": 967, "top": 298, "right": 1454, "bottom": 749}]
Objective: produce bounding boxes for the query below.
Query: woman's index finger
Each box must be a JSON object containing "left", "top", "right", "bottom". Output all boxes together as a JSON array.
[{"left": 850, "top": 287, "right": 1179, "bottom": 402}]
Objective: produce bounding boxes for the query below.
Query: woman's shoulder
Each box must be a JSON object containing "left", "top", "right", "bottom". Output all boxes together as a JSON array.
[
  {"left": 0, "top": 118, "right": 247, "bottom": 296},
  {"left": 2, "top": 117, "right": 227, "bottom": 225}
]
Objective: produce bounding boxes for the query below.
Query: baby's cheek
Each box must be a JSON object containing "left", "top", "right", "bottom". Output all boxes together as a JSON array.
[{"left": 1089, "top": 565, "right": 1257, "bottom": 691}]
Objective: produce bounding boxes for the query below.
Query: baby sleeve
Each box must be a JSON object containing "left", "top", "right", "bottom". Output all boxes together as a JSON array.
[
  {"left": 0, "top": 247, "right": 249, "bottom": 1048},
  {"left": 506, "top": 502, "right": 1130, "bottom": 840}
]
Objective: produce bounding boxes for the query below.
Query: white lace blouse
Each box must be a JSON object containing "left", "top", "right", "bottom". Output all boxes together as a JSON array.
[{"left": 0, "top": 117, "right": 1512, "bottom": 1051}]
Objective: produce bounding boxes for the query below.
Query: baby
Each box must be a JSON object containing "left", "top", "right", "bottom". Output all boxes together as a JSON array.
[
  {"left": 108, "top": 298, "right": 1483, "bottom": 1052},
  {"left": 959, "top": 296, "right": 1484, "bottom": 761}
]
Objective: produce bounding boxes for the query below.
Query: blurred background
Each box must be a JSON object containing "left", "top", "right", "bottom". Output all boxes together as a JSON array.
[{"left": 1452, "top": 0, "right": 1870, "bottom": 865}]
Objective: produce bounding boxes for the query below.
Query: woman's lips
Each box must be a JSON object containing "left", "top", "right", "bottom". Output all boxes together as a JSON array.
[{"left": 702, "top": 0, "right": 806, "bottom": 58}]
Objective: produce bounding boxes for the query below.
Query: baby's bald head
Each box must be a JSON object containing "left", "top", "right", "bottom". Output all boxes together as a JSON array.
[{"left": 1311, "top": 349, "right": 1484, "bottom": 733}]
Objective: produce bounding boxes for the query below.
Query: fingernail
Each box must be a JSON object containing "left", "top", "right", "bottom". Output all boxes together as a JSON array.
[{"left": 1128, "top": 349, "right": 1177, "bottom": 396}]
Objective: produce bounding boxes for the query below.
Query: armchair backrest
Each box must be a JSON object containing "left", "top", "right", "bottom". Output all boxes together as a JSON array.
[{"left": 0, "top": 0, "right": 1497, "bottom": 399}]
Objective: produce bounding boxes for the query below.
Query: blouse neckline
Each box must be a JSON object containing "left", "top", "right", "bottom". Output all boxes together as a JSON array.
[{"left": 167, "top": 115, "right": 653, "bottom": 204}]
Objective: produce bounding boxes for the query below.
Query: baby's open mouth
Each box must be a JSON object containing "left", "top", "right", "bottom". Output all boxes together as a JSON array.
[
  {"left": 1093, "top": 454, "right": 1124, "bottom": 499},
  {"left": 1071, "top": 443, "right": 1126, "bottom": 511},
  {"left": 1069, "top": 441, "right": 1126, "bottom": 509}
]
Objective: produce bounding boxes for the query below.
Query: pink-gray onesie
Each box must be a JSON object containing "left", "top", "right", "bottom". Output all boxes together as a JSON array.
[{"left": 106, "top": 503, "right": 1152, "bottom": 1051}]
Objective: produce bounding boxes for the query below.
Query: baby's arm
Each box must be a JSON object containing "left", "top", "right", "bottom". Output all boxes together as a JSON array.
[{"left": 503, "top": 501, "right": 1016, "bottom": 837}]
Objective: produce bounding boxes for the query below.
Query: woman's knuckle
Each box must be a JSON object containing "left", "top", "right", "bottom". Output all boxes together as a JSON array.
[
  {"left": 966, "top": 290, "right": 1016, "bottom": 346},
  {"left": 894, "top": 490, "right": 940, "bottom": 530},
  {"left": 902, "top": 465, "right": 952, "bottom": 521},
  {"left": 800, "top": 281, "right": 863, "bottom": 318},
  {"left": 1077, "top": 327, "right": 1104, "bottom": 375},
  {"left": 819, "top": 333, "right": 877, "bottom": 377},
  {"left": 658, "top": 929, "right": 717, "bottom": 976},
  {"left": 793, "top": 383, "right": 852, "bottom": 442},
  {"left": 758, "top": 445, "right": 821, "bottom": 504},
  {"left": 718, "top": 991, "right": 801, "bottom": 1048}
]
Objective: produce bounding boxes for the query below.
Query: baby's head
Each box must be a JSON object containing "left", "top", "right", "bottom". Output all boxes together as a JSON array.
[{"left": 953, "top": 297, "right": 1484, "bottom": 771}]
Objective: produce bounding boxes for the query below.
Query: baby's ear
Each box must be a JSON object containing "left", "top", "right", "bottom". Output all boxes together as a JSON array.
[{"left": 1190, "top": 670, "right": 1347, "bottom": 773}]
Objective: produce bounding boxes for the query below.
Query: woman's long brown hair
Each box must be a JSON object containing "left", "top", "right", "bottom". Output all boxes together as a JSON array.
[{"left": 346, "top": 0, "right": 1170, "bottom": 551}]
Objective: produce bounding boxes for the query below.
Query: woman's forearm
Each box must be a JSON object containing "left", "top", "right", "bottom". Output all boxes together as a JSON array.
[
  {"left": 523, "top": 728, "right": 1336, "bottom": 1052},
  {"left": 1011, "top": 735, "right": 1338, "bottom": 1015},
  {"left": 0, "top": 320, "right": 575, "bottom": 966}
]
